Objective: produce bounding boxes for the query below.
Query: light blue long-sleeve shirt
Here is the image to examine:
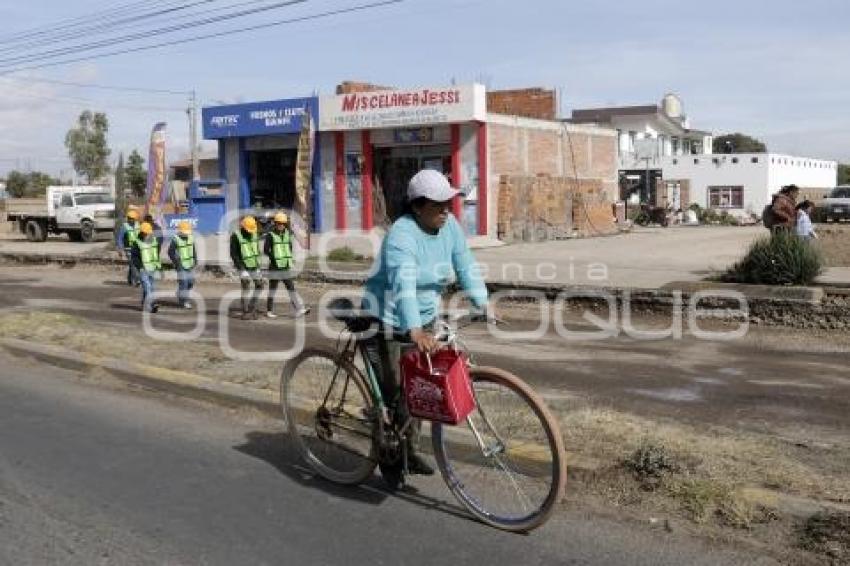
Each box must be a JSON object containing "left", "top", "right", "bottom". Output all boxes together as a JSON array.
[{"left": 363, "top": 214, "right": 488, "bottom": 332}]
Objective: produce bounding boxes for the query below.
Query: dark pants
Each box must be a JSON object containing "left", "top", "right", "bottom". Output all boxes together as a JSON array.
[
  {"left": 240, "top": 270, "right": 264, "bottom": 314},
  {"left": 266, "top": 270, "right": 304, "bottom": 312},
  {"left": 361, "top": 330, "right": 422, "bottom": 452},
  {"left": 126, "top": 249, "right": 140, "bottom": 286}
]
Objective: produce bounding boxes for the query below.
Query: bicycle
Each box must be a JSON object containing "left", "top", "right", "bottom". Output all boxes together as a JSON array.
[{"left": 280, "top": 298, "right": 567, "bottom": 532}]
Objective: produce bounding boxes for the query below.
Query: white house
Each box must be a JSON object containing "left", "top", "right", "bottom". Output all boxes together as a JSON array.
[
  {"left": 568, "top": 94, "right": 838, "bottom": 212},
  {"left": 661, "top": 153, "right": 837, "bottom": 214}
]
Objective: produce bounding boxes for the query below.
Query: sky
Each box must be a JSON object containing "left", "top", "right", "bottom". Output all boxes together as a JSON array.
[{"left": 0, "top": 0, "right": 848, "bottom": 177}]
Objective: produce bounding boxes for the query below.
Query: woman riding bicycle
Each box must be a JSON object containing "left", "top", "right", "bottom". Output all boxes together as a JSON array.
[{"left": 362, "top": 169, "right": 491, "bottom": 475}]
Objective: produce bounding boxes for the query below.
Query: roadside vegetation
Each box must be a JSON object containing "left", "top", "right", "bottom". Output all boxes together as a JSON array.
[{"left": 722, "top": 231, "right": 823, "bottom": 285}]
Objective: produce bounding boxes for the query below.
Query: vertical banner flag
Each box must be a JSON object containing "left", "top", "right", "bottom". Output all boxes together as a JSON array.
[
  {"left": 292, "top": 106, "right": 314, "bottom": 248},
  {"left": 144, "top": 122, "right": 168, "bottom": 217}
]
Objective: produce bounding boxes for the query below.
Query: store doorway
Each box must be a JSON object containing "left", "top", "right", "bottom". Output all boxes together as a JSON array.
[
  {"left": 248, "top": 149, "right": 297, "bottom": 209},
  {"left": 373, "top": 144, "right": 451, "bottom": 224}
]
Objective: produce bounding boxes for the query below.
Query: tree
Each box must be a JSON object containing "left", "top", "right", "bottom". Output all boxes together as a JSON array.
[
  {"left": 126, "top": 149, "right": 147, "bottom": 198},
  {"left": 114, "top": 153, "right": 127, "bottom": 234},
  {"left": 64, "top": 110, "right": 111, "bottom": 183},
  {"left": 5, "top": 170, "right": 59, "bottom": 197},
  {"left": 5, "top": 171, "right": 28, "bottom": 198},
  {"left": 838, "top": 163, "right": 850, "bottom": 185},
  {"left": 712, "top": 133, "right": 767, "bottom": 154}
]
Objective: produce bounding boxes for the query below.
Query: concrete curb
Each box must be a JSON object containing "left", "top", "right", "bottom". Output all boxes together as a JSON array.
[{"left": 0, "top": 337, "right": 280, "bottom": 417}]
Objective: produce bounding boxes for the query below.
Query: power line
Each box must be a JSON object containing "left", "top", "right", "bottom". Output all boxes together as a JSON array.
[
  {"left": 0, "top": 0, "right": 307, "bottom": 67},
  {"left": 0, "top": 0, "right": 404, "bottom": 75},
  {"left": 1, "top": 75, "right": 191, "bottom": 95},
  {"left": 0, "top": 1, "right": 220, "bottom": 55},
  {"left": 0, "top": 0, "right": 181, "bottom": 44}
]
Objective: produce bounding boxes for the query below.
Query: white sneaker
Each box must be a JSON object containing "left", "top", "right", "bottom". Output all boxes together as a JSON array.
[
  {"left": 294, "top": 307, "right": 311, "bottom": 318},
  {"left": 183, "top": 303, "right": 193, "bottom": 310},
  {"left": 266, "top": 311, "right": 278, "bottom": 319}
]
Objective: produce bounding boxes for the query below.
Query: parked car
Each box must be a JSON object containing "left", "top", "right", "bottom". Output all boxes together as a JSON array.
[
  {"left": 6, "top": 186, "right": 115, "bottom": 242},
  {"left": 818, "top": 185, "right": 850, "bottom": 222}
]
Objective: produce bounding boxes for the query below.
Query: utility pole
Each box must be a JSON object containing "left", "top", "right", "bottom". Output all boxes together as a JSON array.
[{"left": 189, "top": 89, "right": 199, "bottom": 181}]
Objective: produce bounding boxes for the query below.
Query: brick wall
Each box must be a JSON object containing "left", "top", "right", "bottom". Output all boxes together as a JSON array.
[
  {"left": 335, "top": 81, "right": 394, "bottom": 94},
  {"left": 497, "top": 175, "right": 574, "bottom": 242},
  {"left": 487, "top": 88, "right": 556, "bottom": 120},
  {"left": 489, "top": 117, "right": 619, "bottom": 240},
  {"left": 497, "top": 175, "right": 618, "bottom": 241}
]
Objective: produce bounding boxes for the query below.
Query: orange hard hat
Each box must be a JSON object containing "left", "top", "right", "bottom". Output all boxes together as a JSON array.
[
  {"left": 126, "top": 209, "right": 140, "bottom": 221},
  {"left": 240, "top": 216, "right": 258, "bottom": 233},
  {"left": 177, "top": 220, "right": 192, "bottom": 235},
  {"left": 139, "top": 222, "right": 153, "bottom": 235}
]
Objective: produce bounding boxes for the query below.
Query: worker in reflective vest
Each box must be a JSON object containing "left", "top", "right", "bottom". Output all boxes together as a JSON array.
[
  {"left": 230, "top": 215, "right": 264, "bottom": 320},
  {"left": 264, "top": 212, "right": 309, "bottom": 319},
  {"left": 168, "top": 220, "right": 197, "bottom": 309},
  {"left": 131, "top": 222, "right": 162, "bottom": 314},
  {"left": 121, "top": 209, "right": 141, "bottom": 287}
]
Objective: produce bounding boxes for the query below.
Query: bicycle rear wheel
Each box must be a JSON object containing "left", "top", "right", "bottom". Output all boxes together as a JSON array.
[
  {"left": 431, "top": 366, "right": 566, "bottom": 532},
  {"left": 281, "top": 348, "right": 377, "bottom": 485}
]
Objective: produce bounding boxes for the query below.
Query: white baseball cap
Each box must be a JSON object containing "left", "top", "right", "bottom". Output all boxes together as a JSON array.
[{"left": 407, "top": 169, "right": 459, "bottom": 203}]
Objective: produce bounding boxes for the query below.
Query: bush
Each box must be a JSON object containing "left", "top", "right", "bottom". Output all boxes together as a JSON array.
[
  {"left": 325, "top": 246, "right": 365, "bottom": 262},
  {"left": 623, "top": 441, "right": 681, "bottom": 490},
  {"left": 722, "top": 231, "right": 823, "bottom": 286}
]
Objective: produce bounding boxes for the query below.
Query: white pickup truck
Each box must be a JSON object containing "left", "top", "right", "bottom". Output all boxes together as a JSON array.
[
  {"left": 6, "top": 186, "right": 115, "bottom": 242},
  {"left": 819, "top": 185, "right": 850, "bottom": 223}
]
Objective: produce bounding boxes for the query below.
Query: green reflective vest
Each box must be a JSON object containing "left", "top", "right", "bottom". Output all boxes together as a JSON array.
[
  {"left": 269, "top": 230, "right": 293, "bottom": 270},
  {"left": 235, "top": 231, "right": 260, "bottom": 270},
  {"left": 123, "top": 222, "right": 139, "bottom": 247},
  {"left": 135, "top": 238, "right": 161, "bottom": 273},
  {"left": 173, "top": 235, "right": 195, "bottom": 270}
]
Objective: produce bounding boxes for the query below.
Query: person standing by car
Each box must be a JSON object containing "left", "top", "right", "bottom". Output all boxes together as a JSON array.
[
  {"left": 361, "top": 169, "right": 492, "bottom": 475},
  {"left": 264, "top": 212, "right": 309, "bottom": 319},
  {"left": 795, "top": 200, "right": 818, "bottom": 241}
]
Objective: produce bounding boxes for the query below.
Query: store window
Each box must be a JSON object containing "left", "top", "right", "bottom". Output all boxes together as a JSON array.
[{"left": 708, "top": 186, "right": 744, "bottom": 209}]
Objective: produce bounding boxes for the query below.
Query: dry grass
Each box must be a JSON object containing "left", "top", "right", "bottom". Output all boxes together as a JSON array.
[
  {"left": 554, "top": 404, "right": 850, "bottom": 509},
  {"left": 816, "top": 224, "right": 850, "bottom": 267},
  {"left": 0, "top": 311, "right": 282, "bottom": 390}
]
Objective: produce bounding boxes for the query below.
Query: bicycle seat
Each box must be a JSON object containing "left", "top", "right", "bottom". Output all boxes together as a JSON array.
[{"left": 327, "top": 297, "right": 379, "bottom": 333}]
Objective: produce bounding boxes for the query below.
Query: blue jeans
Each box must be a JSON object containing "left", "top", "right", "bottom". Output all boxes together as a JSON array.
[
  {"left": 140, "top": 271, "right": 157, "bottom": 312},
  {"left": 177, "top": 270, "right": 195, "bottom": 306}
]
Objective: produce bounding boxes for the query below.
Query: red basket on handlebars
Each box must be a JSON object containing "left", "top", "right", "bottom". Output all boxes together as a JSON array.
[{"left": 401, "top": 348, "right": 476, "bottom": 425}]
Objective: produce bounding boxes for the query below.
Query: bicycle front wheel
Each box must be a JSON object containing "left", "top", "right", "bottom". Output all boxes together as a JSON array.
[
  {"left": 432, "top": 366, "right": 566, "bottom": 532},
  {"left": 281, "top": 348, "right": 377, "bottom": 485}
]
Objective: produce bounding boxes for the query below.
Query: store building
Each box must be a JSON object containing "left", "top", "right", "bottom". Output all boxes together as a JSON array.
[
  {"left": 201, "top": 83, "right": 619, "bottom": 240},
  {"left": 316, "top": 83, "right": 488, "bottom": 235},
  {"left": 201, "top": 96, "right": 322, "bottom": 230}
]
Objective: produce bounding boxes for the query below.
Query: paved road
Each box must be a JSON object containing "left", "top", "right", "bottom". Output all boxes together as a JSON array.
[
  {"left": 1, "top": 265, "right": 849, "bottom": 435},
  {"left": 0, "top": 354, "right": 776, "bottom": 566}
]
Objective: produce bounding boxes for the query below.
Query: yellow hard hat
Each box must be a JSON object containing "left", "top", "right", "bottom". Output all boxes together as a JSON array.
[
  {"left": 240, "top": 216, "right": 258, "bottom": 233},
  {"left": 177, "top": 220, "right": 192, "bottom": 235},
  {"left": 127, "top": 209, "right": 140, "bottom": 221},
  {"left": 139, "top": 222, "right": 153, "bottom": 235},
  {"left": 273, "top": 212, "right": 288, "bottom": 224}
]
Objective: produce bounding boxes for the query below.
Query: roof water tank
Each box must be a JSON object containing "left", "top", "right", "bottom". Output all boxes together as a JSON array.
[{"left": 662, "top": 93, "right": 684, "bottom": 119}]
